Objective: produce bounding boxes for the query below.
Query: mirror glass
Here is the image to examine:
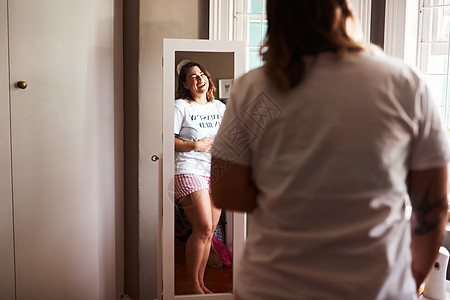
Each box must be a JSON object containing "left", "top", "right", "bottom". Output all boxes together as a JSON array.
[
  {"left": 174, "top": 50, "right": 234, "bottom": 295},
  {"left": 162, "top": 39, "right": 246, "bottom": 300}
]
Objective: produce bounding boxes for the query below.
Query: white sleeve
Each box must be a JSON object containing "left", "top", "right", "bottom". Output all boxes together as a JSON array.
[
  {"left": 174, "top": 102, "right": 184, "bottom": 135},
  {"left": 212, "top": 79, "right": 253, "bottom": 166},
  {"left": 219, "top": 100, "right": 227, "bottom": 117},
  {"left": 410, "top": 81, "right": 450, "bottom": 170}
]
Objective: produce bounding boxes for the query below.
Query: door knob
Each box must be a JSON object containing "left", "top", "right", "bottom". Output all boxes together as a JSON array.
[{"left": 16, "top": 81, "right": 27, "bottom": 89}]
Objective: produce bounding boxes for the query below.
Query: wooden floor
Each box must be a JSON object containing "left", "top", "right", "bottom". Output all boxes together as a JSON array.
[{"left": 175, "top": 238, "right": 233, "bottom": 295}]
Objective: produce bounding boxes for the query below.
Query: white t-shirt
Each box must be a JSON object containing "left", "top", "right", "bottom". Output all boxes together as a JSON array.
[
  {"left": 174, "top": 98, "right": 226, "bottom": 177},
  {"left": 212, "top": 51, "right": 450, "bottom": 299}
]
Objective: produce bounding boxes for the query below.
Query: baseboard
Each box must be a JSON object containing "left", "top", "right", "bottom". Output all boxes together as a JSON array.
[{"left": 121, "top": 294, "right": 133, "bottom": 300}]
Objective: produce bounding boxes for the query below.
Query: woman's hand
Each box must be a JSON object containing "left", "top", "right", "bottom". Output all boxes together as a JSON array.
[
  {"left": 195, "top": 137, "right": 213, "bottom": 153},
  {"left": 175, "top": 137, "right": 213, "bottom": 153},
  {"left": 211, "top": 157, "right": 258, "bottom": 212}
]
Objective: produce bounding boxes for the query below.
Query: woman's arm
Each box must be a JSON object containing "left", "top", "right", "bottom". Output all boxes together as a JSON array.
[
  {"left": 210, "top": 157, "right": 257, "bottom": 212},
  {"left": 174, "top": 137, "right": 213, "bottom": 153},
  {"left": 408, "top": 165, "right": 448, "bottom": 290}
]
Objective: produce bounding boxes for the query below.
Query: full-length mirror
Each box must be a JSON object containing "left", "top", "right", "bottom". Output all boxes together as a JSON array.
[{"left": 162, "top": 39, "right": 245, "bottom": 300}]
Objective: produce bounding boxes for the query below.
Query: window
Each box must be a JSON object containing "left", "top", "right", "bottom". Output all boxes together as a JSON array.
[
  {"left": 233, "top": 0, "right": 267, "bottom": 71},
  {"left": 211, "top": 0, "right": 372, "bottom": 72},
  {"left": 383, "top": 0, "right": 450, "bottom": 126},
  {"left": 417, "top": 0, "right": 450, "bottom": 217},
  {"left": 209, "top": 0, "right": 267, "bottom": 71},
  {"left": 385, "top": 0, "right": 450, "bottom": 201},
  {"left": 418, "top": 0, "right": 450, "bottom": 127}
]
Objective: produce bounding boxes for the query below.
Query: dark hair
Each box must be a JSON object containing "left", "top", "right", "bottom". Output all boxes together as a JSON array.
[
  {"left": 262, "top": 0, "right": 364, "bottom": 91},
  {"left": 176, "top": 62, "right": 216, "bottom": 102}
]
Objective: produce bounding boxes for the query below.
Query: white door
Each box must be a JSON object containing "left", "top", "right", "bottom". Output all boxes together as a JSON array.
[{"left": 2, "top": 0, "right": 117, "bottom": 299}]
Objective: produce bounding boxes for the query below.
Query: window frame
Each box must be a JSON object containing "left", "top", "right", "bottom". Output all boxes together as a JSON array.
[
  {"left": 352, "top": 0, "right": 373, "bottom": 45},
  {"left": 210, "top": 0, "right": 374, "bottom": 71},
  {"left": 384, "top": 0, "right": 420, "bottom": 66}
]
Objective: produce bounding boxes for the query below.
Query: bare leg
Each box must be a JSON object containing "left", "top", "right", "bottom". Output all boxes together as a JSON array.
[
  {"left": 179, "top": 190, "right": 214, "bottom": 295},
  {"left": 198, "top": 194, "right": 222, "bottom": 293}
]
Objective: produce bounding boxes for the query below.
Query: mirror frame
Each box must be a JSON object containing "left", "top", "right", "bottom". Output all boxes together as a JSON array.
[{"left": 162, "top": 38, "right": 246, "bottom": 300}]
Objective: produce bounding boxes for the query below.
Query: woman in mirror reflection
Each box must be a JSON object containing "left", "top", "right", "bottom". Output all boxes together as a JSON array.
[
  {"left": 211, "top": 0, "right": 450, "bottom": 299},
  {"left": 174, "top": 61, "right": 226, "bottom": 294}
]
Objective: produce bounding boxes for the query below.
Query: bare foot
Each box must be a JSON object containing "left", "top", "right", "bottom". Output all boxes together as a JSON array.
[
  {"left": 201, "top": 285, "right": 213, "bottom": 294},
  {"left": 186, "top": 282, "right": 205, "bottom": 295}
]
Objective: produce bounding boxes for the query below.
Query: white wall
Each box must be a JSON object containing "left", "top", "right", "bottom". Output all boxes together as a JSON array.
[{"left": 139, "top": 1, "right": 208, "bottom": 298}]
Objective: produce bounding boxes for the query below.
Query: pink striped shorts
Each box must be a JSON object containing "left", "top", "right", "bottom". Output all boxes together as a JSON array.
[{"left": 174, "top": 174, "right": 211, "bottom": 200}]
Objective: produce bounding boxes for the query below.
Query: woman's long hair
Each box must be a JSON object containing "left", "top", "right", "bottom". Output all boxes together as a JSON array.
[
  {"left": 262, "top": 0, "right": 365, "bottom": 91},
  {"left": 176, "top": 62, "right": 216, "bottom": 102}
]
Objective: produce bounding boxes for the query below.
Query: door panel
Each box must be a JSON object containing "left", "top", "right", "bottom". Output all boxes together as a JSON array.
[
  {"left": 8, "top": 0, "right": 115, "bottom": 298},
  {"left": 0, "top": 0, "right": 16, "bottom": 299}
]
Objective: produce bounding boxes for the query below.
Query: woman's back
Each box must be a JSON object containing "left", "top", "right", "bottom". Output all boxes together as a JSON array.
[{"left": 213, "top": 51, "right": 448, "bottom": 299}]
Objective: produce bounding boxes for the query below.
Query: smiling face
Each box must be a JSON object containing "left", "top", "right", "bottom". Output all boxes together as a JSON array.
[
  {"left": 183, "top": 66, "right": 209, "bottom": 99},
  {"left": 176, "top": 62, "right": 216, "bottom": 103}
]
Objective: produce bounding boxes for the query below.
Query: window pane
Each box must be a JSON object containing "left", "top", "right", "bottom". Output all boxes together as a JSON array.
[
  {"left": 249, "top": 21, "right": 263, "bottom": 45},
  {"left": 250, "top": 0, "right": 264, "bottom": 13},
  {"left": 421, "top": 7, "right": 450, "bottom": 42},
  {"left": 445, "top": 77, "right": 450, "bottom": 126},
  {"left": 262, "top": 20, "right": 268, "bottom": 42},
  {"left": 438, "top": 106, "right": 445, "bottom": 124},
  {"left": 235, "top": 0, "right": 267, "bottom": 72},
  {"left": 423, "top": 0, "right": 450, "bottom": 7},
  {"left": 248, "top": 47, "right": 261, "bottom": 70},
  {"left": 439, "top": 107, "right": 449, "bottom": 127},
  {"left": 420, "top": 43, "right": 449, "bottom": 74},
  {"left": 446, "top": 108, "right": 450, "bottom": 127},
  {"left": 425, "top": 74, "right": 448, "bottom": 106},
  {"left": 441, "top": 107, "right": 446, "bottom": 118}
]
